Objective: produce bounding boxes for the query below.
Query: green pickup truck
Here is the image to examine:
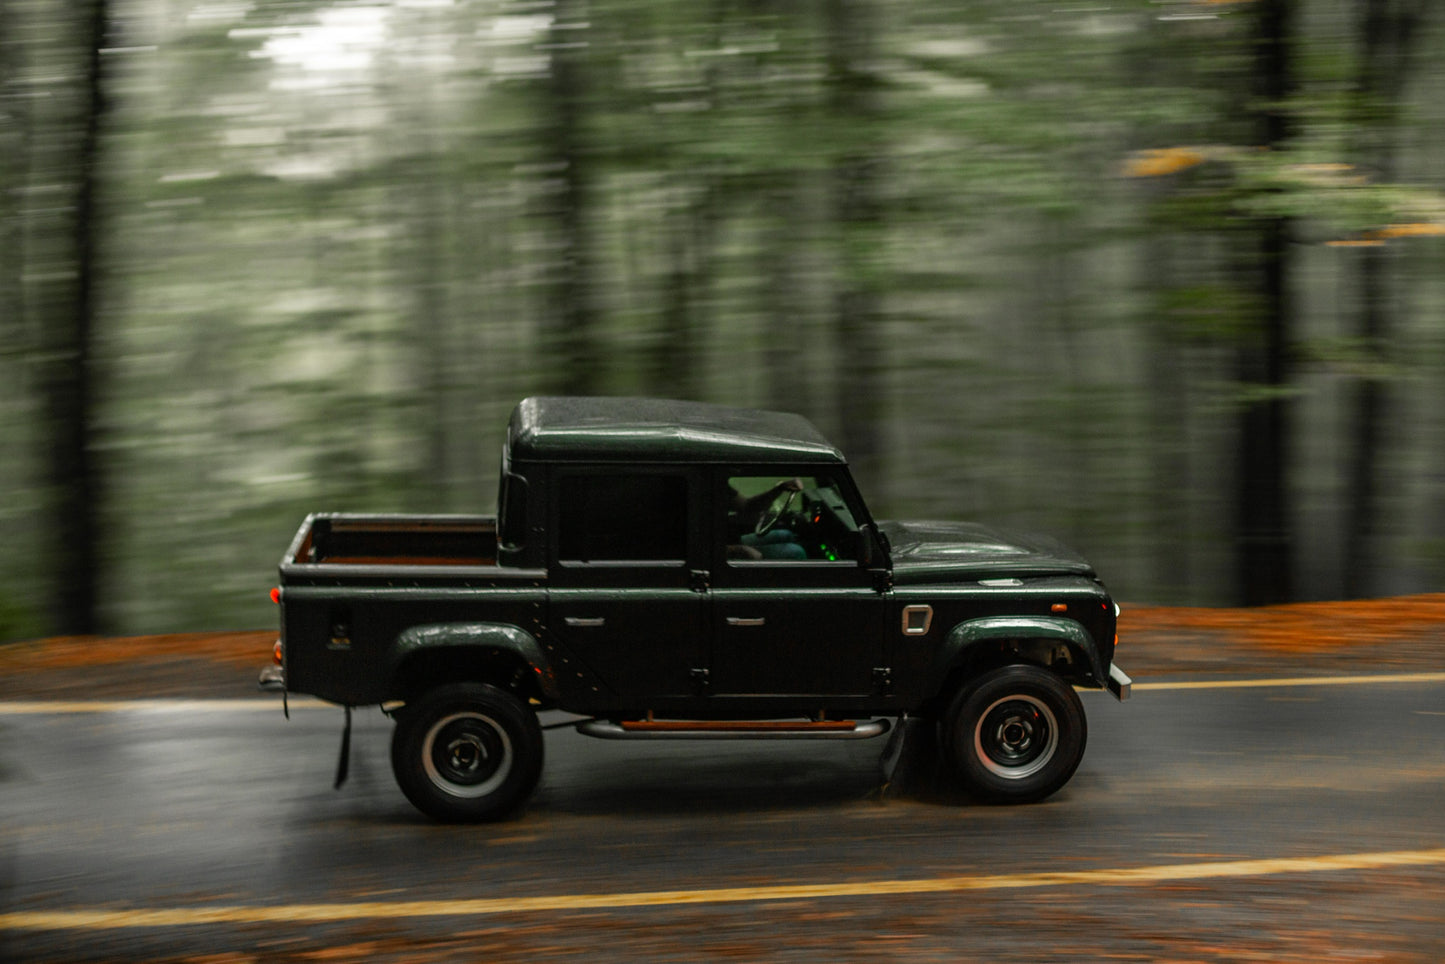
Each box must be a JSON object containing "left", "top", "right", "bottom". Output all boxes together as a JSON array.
[{"left": 269, "top": 396, "right": 1129, "bottom": 821}]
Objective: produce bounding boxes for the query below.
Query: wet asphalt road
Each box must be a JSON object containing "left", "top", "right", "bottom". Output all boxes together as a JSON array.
[{"left": 2, "top": 676, "right": 1443, "bottom": 962}]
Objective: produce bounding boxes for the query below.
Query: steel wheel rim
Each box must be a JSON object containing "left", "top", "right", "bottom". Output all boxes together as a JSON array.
[
  {"left": 974, "top": 694, "right": 1058, "bottom": 780},
  {"left": 422, "top": 711, "right": 513, "bottom": 798}
]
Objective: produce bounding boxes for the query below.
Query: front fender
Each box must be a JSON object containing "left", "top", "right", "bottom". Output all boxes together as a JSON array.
[
  {"left": 933, "top": 615, "right": 1107, "bottom": 695},
  {"left": 390, "top": 622, "right": 561, "bottom": 700}
]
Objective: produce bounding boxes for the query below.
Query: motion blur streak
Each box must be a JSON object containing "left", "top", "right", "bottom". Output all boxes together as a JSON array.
[
  {"left": 7, "top": 848, "right": 1445, "bottom": 931},
  {"left": 0, "top": 698, "right": 326, "bottom": 714}
]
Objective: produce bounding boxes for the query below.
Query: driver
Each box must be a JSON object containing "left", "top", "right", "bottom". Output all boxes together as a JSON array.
[{"left": 728, "top": 478, "right": 808, "bottom": 560}]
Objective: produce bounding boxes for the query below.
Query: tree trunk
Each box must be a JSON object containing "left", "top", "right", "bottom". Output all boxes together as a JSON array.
[
  {"left": 826, "top": 0, "right": 886, "bottom": 494},
  {"left": 0, "top": 0, "right": 23, "bottom": 350},
  {"left": 416, "top": 163, "right": 453, "bottom": 508},
  {"left": 38, "top": 0, "right": 109, "bottom": 635},
  {"left": 1235, "top": 0, "right": 1295, "bottom": 606},
  {"left": 1343, "top": 0, "right": 1425, "bottom": 597},
  {"left": 1143, "top": 238, "right": 1193, "bottom": 602},
  {"left": 542, "top": 0, "right": 601, "bottom": 397},
  {"left": 651, "top": 183, "right": 717, "bottom": 402},
  {"left": 759, "top": 180, "right": 810, "bottom": 416},
  {"left": 1344, "top": 244, "right": 1386, "bottom": 599}
]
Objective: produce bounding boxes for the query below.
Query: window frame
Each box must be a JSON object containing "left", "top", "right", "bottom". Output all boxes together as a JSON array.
[{"left": 712, "top": 465, "right": 874, "bottom": 581}]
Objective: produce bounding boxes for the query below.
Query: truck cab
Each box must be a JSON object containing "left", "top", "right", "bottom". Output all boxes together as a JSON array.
[{"left": 503, "top": 397, "right": 891, "bottom": 718}]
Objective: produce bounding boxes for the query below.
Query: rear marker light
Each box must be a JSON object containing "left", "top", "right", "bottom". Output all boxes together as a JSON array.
[{"left": 270, "top": 586, "right": 282, "bottom": 604}]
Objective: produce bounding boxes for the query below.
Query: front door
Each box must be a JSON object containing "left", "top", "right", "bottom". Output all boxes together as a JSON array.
[{"left": 708, "top": 470, "right": 885, "bottom": 703}]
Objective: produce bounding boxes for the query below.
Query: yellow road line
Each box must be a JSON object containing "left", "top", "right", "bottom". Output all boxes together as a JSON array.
[
  {"left": 1131, "top": 671, "right": 1445, "bottom": 692},
  {"left": 4, "top": 847, "right": 1445, "bottom": 931}
]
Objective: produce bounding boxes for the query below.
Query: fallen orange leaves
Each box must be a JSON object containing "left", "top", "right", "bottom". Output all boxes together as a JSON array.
[
  {"left": 1123, "top": 594, "right": 1445, "bottom": 654},
  {"left": 0, "top": 630, "right": 274, "bottom": 672}
]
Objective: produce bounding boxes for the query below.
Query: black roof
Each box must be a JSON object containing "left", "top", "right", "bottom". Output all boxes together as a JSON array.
[{"left": 507, "top": 397, "right": 844, "bottom": 464}]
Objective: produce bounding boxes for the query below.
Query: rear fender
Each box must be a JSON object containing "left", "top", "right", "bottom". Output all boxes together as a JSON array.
[{"left": 390, "top": 622, "right": 561, "bottom": 701}]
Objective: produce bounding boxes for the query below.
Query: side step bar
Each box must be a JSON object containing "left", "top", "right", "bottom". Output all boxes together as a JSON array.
[{"left": 577, "top": 718, "right": 892, "bottom": 741}]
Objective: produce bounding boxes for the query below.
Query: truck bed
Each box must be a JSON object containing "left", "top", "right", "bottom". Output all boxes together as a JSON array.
[
  {"left": 276, "top": 513, "right": 544, "bottom": 707},
  {"left": 285, "top": 514, "right": 499, "bottom": 568}
]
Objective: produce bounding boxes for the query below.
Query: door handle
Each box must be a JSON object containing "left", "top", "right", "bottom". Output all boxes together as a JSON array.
[
  {"left": 726, "top": 617, "right": 766, "bottom": 627},
  {"left": 564, "top": 617, "right": 606, "bottom": 628}
]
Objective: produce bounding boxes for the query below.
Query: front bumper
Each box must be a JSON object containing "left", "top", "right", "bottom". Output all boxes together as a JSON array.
[{"left": 1107, "top": 663, "right": 1132, "bottom": 701}]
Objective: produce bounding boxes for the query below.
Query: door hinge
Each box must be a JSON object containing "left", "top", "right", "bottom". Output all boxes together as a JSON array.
[
  {"left": 690, "top": 569, "right": 711, "bottom": 593},
  {"left": 872, "top": 667, "right": 893, "bottom": 694},
  {"left": 690, "top": 667, "right": 711, "bottom": 694}
]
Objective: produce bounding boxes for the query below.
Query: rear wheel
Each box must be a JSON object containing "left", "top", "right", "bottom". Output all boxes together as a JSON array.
[
  {"left": 390, "top": 682, "right": 544, "bottom": 822},
  {"left": 943, "top": 664, "right": 1086, "bottom": 803}
]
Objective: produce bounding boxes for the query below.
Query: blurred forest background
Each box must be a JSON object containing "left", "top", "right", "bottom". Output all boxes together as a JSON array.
[{"left": 3, "top": 0, "right": 1444, "bottom": 643}]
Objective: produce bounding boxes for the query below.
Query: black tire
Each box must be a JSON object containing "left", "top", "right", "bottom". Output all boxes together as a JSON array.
[
  {"left": 390, "top": 682, "right": 544, "bottom": 822},
  {"left": 942, "top": 664, "right": 1086, "bottom": 804}
]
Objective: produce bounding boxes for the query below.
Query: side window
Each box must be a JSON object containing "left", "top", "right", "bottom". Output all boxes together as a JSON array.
[
  {"left": 726, "top": 474, "right": 860, "bottom": 562},
  {"left": 558, "top": 474, "right": 688, "bottom": 563}
]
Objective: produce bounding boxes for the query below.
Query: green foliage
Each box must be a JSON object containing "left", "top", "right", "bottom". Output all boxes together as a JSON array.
[
  {"left": 0, "top": 593, "right": 45, "bottom": 645},
  {"left": 4, "top": 0, "right": 1445, "bottom": 625}
]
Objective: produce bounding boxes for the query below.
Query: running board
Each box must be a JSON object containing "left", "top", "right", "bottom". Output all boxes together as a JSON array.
[{"left": 576, "top": 718, "right": 891, "bottom": 741}]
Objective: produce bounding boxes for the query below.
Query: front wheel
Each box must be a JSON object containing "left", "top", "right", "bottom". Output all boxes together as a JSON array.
[
  {"left": 390, "top": 682, "right": 544, "bottom": 822},
  {"left": 942, "top": 664, "right": 1086, "bottom": 804}
]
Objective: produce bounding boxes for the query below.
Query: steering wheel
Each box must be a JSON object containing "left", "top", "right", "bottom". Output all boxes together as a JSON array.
[{"left": 753, "top": 487, "right": 799, "bottom": 536}]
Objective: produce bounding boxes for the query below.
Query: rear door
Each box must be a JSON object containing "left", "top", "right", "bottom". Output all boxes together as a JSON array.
[{"left": 546, "top": 467, "right": 708, "bottom": 704}]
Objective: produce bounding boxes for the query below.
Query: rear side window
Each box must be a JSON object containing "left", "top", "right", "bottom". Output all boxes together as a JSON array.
[{"left": 558, "top": 474, "right": 688, "bottom": 562}]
